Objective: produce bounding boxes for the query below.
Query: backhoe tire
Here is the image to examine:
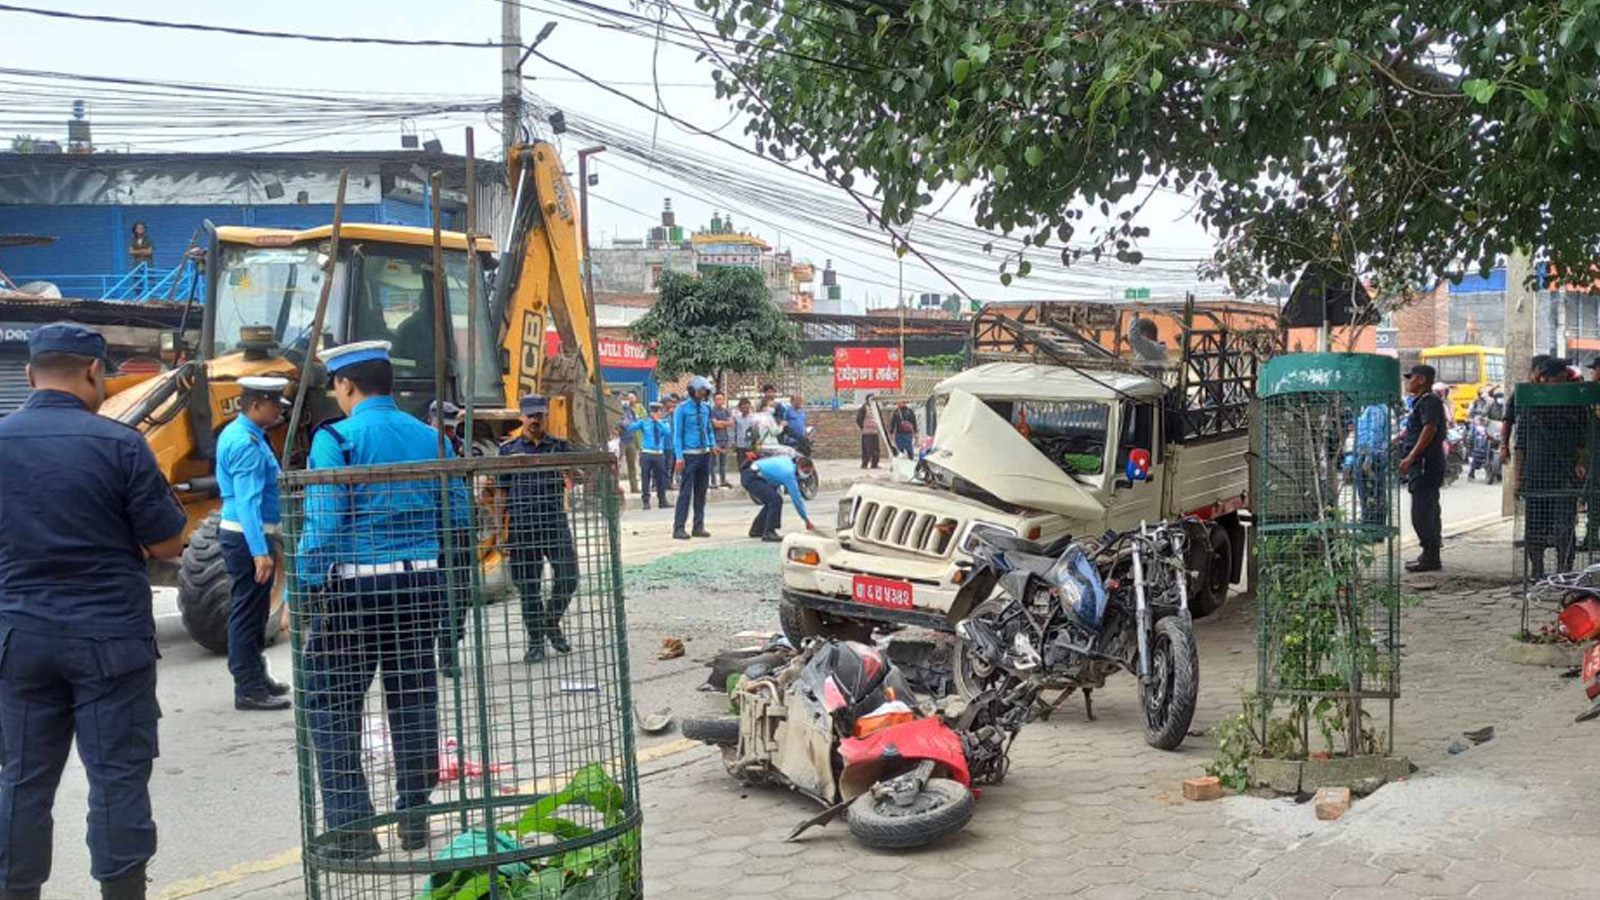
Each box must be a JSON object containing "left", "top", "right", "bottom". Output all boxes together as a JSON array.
[
  {"left": 681, "top": 716, "right": 741, "bottom": 747},
  {"left": 846, "top": 778, "right": 974, "bottom": 849},
  {"left": 1140, "top": 615, "right": 1199, "bottom": 751},
  {"left": 178, "top": 513, "right": 285, "bottom": 655}
]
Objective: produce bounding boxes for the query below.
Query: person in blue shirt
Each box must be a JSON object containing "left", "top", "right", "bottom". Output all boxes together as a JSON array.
[
  {"left": 0, "top": 323, "right": 187, "bottom": 900},
  {"left": 780, "top": 392, "right": 810, "bottom": 453},
  {"left": 215, "top": 375, "right": 293, "bottom": 712},
  {"left": 742, "top": 452, "right": 815, "bottom": 541},
  {"left": 1350, "top": 403, "right": 1390, "bottom": 528},
  {"left": 672, "top": 376, "right": 716, "bottom": 540},
  {"left": 295, "top": 340, "right": 471, "bottom": 860},
  {"left": 497, "top": 394, "right": 580, "bottom": 664},
  {"left": 626, "top": 401, "right": 672, "bottom": 509}
]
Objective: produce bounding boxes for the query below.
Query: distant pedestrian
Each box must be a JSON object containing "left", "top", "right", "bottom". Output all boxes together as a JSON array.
[
  {"left": 626, "top": 401, "right": 672, "bottom": 509},
  {"left": 1467, "top": 416, "right": 1493, "bottom": 482},
  {"left": 618, "top": 392, "right": 642, "bottom": 494},
  {"left": 889, "top": 399, "right": 919, "bottom": 458},
  {"left": 857, "top": 395, "right": 881, "bottom": 469},
  {"left": 742, "top": 451, "right": 814, "bottom": 542},
  {"left": 427, "top": 399, "right": 465, "bottom": 458},
  {"left": 1399, "top": 364, "right": 1447, "bottom": 573},
  {"left": 663, "top": 393, "right": 680, "bottom": 487},
  {"left": 128, "top": 222, "right": 154, "bottom": 293},
  {"left": 672, "top": 377, "right": 715, "bottom": 540},
  {"left": 1350, "top": 403, "right": 1388, "bottom": 527},
  {"left": 761, "top": 383, "right": 781, "bottom": 417},
  {"left": 711, "top": 391, "right": 734, "bottom": 488},
  {"left": 781, "top": 392, "right": 809, "bottom": 453},
  {"left": 731, "top": 397, "right": 756, "bottom": 457},
  {"left": 0, "top": 323, "right": 187, "bottom": 900}
]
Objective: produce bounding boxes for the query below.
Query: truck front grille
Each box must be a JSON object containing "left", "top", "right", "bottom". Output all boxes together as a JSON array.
[{"left": 854, "top": 500, "right": 960, "bottom": 558}]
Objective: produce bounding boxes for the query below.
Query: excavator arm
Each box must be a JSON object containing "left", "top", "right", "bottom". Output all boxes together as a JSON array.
[{"left": 492, "top": 141, "right": 601, "bottom": 445}]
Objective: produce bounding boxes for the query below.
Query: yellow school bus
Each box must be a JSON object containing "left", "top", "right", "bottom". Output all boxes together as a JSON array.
[{"left": 1420, "top": 344, "right": 1505, "bottom": 421}]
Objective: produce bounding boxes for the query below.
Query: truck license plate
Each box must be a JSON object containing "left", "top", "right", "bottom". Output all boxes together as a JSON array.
[{"left": 852, "top": 575, "right": 913, "bottom": 610}]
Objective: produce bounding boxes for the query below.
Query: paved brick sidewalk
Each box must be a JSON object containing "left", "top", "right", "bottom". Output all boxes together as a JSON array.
[{"left": 639, "top": 519, "right": 1600, "bottom": 900}]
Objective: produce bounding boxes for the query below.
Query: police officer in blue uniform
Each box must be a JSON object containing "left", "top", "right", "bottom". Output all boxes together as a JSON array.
[
  {"left": 499, "top": 395, "right": 580, "bottom": 664},
  {"left": 0, "top": 323, "right": 187, "bottom": 900},
  {"left": 626, "top": 400, "right": 671, "bottom": 509},
  {"left": 296, "top": 341, "right": 471, "bottom": 859},
  {"left": 742, "top": 452, "right": 815, "bottom": 542},
  {"left": 216, "top": 375, "right": 293, "bottom": 711},
  {"left": 672, "top": 376, "right": 716, "bottom": 540}
]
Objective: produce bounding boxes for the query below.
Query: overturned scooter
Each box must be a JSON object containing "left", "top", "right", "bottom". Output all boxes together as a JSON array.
[{"left": 682, "top": 639, "right": 1025, "bottom": 848}]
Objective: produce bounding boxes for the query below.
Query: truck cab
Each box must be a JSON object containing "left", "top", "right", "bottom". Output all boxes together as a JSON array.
[{"left": 780, "top": 301, "right": 1274, "bottom": 643}]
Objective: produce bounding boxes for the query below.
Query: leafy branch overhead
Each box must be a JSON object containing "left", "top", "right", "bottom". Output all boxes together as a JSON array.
[
  {"left": 697, "top": 0, "right": 1600, "bottom": 291},
  {"left": 630, "top": 267, "right": 802, "bottom": 380}
]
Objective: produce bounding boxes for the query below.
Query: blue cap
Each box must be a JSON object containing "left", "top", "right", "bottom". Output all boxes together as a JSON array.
[
  {"left": 520, "top": 394, "right": 550, "bottom": 416},
  {"left": 317, "top": 340, "right": 392, "bottom": 374},
  {"left": 29, "top": 322, "right": 108, "bottom": 362}
]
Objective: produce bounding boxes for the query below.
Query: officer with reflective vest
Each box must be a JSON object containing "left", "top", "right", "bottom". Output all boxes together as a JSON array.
[
  {"left": 626, "top": 400, "right": 672, "bottom": 509},
  {"left": 498, "top": 394, "right": 580, "bottom": 664},
  {"left": 215, "top": 375, "right": 293, "bottom": 712},
  {"left": 672, "top": 376, "right": 716, "bottom": 540},
  {"left": 0, "top": 323, "right": 187, "bottom": 900},
  {"left": 295, "top": 340, "right": 471, "bottom": 859}
]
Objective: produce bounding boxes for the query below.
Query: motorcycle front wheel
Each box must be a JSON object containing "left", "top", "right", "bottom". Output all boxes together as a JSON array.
[
  {"left": 1139, "top": 616, "right": 1199, "bottom": 750},
  {"left": 846, "top": 778, "right": 975, "bottom": 849}
]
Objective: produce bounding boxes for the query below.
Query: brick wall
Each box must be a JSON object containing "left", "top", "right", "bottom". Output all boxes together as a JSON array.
[
  {"left": 809, "top": 408, "right": 863, "bottom": 459},
  {"left": 1392, "top": 282, "right": 1450, "bottom": 353}
]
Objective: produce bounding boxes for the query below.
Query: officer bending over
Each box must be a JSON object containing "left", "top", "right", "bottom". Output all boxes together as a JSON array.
[
  {"left": 742, "top": 451, "right": 815, "bottom": 542},
  {"left": 0, "top": 323, "right": 187, "bottom": 900}
]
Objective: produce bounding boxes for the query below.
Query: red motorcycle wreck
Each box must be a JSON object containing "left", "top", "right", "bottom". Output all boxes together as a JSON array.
[{"left": 682, "top": 640, "right": 1030, "bottom": 848}]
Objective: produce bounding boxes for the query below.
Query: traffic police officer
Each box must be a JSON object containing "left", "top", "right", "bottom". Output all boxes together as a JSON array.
[
  {"left": 499, "top": 395, "right": 580, "bottom": 664},
  {"left": 0, "top": 323, "right": 187, "bottom": 900},
  {"left": 295, "top": 340, "right": 470, "bottom": 858},
  {"left": 742, "top": 451, "right": 816, "bottom": 542},
  {"left": 672, "top": 376, "right": 716, "bottom": 540},
  {"left": 216, "top": 375, "right": 293, "bottom": 711},
  {"left": 625, "top": 400, "right": 672, "bottom": 509}
]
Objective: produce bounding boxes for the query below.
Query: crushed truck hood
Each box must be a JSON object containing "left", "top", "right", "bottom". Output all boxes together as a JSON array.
[{"left": 922, "top": 388, "right": 1105, "bottom": 519}]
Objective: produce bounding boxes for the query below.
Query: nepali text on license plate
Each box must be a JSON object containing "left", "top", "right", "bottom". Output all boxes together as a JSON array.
[{"left": 852, "top": 575, "right": 913, "bottom": 610}]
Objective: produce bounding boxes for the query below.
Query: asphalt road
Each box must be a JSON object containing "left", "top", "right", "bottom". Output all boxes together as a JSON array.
[{"left": 38, "top": 475, "right": 1503, "bottom": 900}]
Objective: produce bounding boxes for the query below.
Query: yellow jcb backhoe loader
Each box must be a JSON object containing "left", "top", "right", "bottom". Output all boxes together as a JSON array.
[{"left": 97, "top": 142, "right": 603, "bottom": 653}]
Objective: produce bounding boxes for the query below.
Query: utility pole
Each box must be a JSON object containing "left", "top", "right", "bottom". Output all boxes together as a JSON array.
[{"left": 501, "top": 0, "right": 521, "bottom": 160}]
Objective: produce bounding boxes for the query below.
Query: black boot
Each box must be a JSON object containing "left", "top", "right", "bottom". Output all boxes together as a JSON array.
[
  {"left": 325, "top": 830, "right": 382, "bottom": 862},
  {"left": 547, "top": 626, "right": 572, "bottom": 654},
  {"left": 524, "top": 637, "right": 547, "bottom": 665},
  {"left": 100, "top": 865, "right": 146, "bottom": 900},
  {"left": 672, "top": 529, "right": 691, "bottom": 540},
  {"left": 1405, "top": 553, "right": 1442, "bottom": 573},
  {"left": 399, "top": 812, "right": 431, "bottom": 851}
]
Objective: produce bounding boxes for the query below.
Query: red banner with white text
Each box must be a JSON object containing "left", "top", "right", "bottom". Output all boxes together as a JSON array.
[{"left": 833, "top": 346, "right": 903, "bottom": 391}]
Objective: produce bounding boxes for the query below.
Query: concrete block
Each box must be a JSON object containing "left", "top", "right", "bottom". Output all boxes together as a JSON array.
[
  {"left": 1182, "top": 776, "right": 1223, "bottom": 801},
  {"left": 1248, "top": 757, "right": 1302, "bottom": 794},
  {"left": 1301, "top": 755, "right": 1412, "bottom": 791},
  {"left": 1314, "top": 786, "right": 1351, "bottom": 821}
]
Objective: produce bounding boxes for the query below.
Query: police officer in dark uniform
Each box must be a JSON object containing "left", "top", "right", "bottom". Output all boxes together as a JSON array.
[
  {"left": 499, "top": 395, "right": 580, "bottom": 664},
  {"left": 296, "top": 341, "right": 471, "bottom": 858},
  {"left": 0, "top": 323, "right": 187, "bottom": 900}
]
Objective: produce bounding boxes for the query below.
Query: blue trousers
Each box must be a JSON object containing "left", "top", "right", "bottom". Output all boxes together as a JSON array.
[
  {"left": 302, "top": 571, "right": 441, "bottom": 832},
  {"left": 673, "top": 453, "right": 711, "bottom": 532},
  {"left": 0, "top": 628, "right": 159, "bottom": 889},
  {"left": 220, "top": 530, "right": 276, "bottom": 698},
  {"left": 743, "top": 467, "right": 782, "bottom": 535},
  {"left": 895, "top": 434, "right": 916, "bottom": 458},
  {"left": 640, "top": 453, "right": 668, "bottom": 506}
]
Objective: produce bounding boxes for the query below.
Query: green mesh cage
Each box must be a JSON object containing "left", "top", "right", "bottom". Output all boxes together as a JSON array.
[
  {"left": 1256, "top": 353, "right": 1401, "bottom": 755},
  {"left": 1511, "top": 381, "right": 1600, "bottom": 633},
  {"left": 279, "top": 450, "right": 640, "bottom": 900}
]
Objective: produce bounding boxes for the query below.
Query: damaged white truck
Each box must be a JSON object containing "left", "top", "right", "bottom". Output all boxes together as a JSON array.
[{"left": 780, "top": 301, "right": 1280, "bottom": 643}]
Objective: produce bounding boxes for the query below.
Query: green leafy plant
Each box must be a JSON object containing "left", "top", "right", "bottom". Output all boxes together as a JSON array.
[
  {"left": 422, "top": 764, "right": 637, "bottom": 900},
  {"left": 630, "top": 268, "right": 801, "bottom": 386}
]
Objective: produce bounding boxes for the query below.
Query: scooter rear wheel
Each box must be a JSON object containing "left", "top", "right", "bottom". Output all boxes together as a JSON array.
[{"left": 845, "top": 778, "right": 974, "bottom": 849}]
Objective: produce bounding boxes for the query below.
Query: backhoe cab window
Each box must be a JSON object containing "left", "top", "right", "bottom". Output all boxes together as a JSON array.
[
  {"left": 992, "top": 398, "right": 1110, "bottom": 477},
  {"left": 348, "top": 246, "right": 498, "bottom": 403},
  {"left": 211, "top": 245, "right": 340, "bottom": 358}
]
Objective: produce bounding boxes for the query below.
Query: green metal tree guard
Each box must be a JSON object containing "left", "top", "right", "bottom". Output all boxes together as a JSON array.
[
  {"left": 1511, "top": 381, "right": 1600, "bottom": 632},
  {"left": 279, "top": 450, "right": 641, "bottom": 900},
  {"left": 1256, "top": 353, "right": 1401, "bottom": 757}
]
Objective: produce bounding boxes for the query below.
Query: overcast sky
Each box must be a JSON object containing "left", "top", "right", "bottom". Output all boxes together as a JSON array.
[{"left": 2, "top": 0, "right": 1224, "bottom": 309}]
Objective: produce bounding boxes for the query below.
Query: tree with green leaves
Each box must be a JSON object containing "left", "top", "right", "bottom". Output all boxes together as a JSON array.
[
  {"left": 695, "top": 0, "right": 1600, "bottom": 294},
  {"left": 630, "top": 266, "right": 802, "bottom": 383}
]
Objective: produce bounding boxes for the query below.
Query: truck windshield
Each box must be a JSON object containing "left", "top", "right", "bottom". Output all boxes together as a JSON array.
[
  {"left": 210, "top": 244, "right": 343, "bottom": 358},
  {"left": 1001, "top": 399, "right": 1110, "bottom": 477}
]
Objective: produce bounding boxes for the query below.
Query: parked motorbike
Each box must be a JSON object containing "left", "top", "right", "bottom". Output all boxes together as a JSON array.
[
  {"left": 953, "top": 520, "right": 1200, "bottom": 750},
  {"left": 1443, "top": 424, "right": 1466, "bottom": 486},
  {"left": 681, "top": 639, "right": 1031, "bottom": 848}
]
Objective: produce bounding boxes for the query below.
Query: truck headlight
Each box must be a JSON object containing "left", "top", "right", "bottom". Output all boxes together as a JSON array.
[
  {"left": 959, "top": 521, "right": 1019, "bottom": 555},
  {"left": 836, "top": 497, "right": 857, "bottom": 531}
]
